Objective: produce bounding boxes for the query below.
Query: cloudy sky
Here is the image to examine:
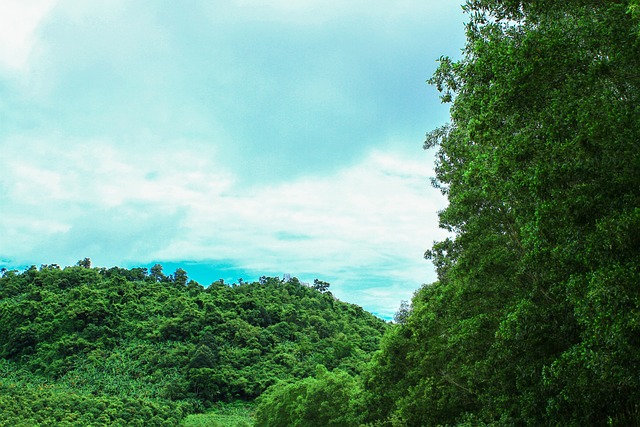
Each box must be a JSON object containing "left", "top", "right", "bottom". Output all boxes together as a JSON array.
[{"left": 0, "top": 0, "right": 465, "bottom": 319}]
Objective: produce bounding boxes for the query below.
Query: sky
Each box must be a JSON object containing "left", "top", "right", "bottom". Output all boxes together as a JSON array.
[{"left": 0, "top": 0, "right": 466, "bottom": 319}]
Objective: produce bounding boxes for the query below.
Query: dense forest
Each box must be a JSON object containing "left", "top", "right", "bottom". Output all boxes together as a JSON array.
[
  {"left": 2, "top": 0, "right": 640, "bottom": 425},
  {"left": 0, "top": 263, "right": 387, "bottom": 426}
]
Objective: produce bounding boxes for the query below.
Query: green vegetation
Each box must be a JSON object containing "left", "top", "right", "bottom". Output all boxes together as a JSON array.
[
  {"left": 253, "top": 0, "right": 640, "bottom": 425},
  {"left": 3, "top": 1, "right": 639, "bottom": 425},
  {"left": 0, "top": 263, "right": 387, "bottom": 425},
  {"left": 181, "top": 402, "right": 254, "bottom": 427},
  {"left": 254, "top": 366, "right": 364, "bottom": 426}
]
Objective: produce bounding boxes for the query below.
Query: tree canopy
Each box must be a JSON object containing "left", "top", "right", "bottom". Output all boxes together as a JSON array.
[
  {"left": 358, "top": 0, "right": 640, "bottom": 425},
  {"left": 0, "top": 263, "right": 388, "bottom": 425}
]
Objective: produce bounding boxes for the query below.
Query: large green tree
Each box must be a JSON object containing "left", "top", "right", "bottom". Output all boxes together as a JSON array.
[{"left": 363, "top": 1, "right": 640, "bottom": 425}]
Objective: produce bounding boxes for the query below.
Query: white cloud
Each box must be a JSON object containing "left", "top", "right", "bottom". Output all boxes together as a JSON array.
[
  {"left": 0, "top": 0, "right": 462, "bottom": 318},
  {"left": 0, "top": 0, "right": 56, "bottom": 72},
  {"left": 0, "top": 135, "right": 447, "bottom": 317},
  {"left": 155, "top": 147, "right": 448, "bottom": 273}
]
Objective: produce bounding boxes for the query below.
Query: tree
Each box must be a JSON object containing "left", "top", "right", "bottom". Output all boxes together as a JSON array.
[
  {"left": 172, "top": 268, "right": 188, "bottom": 287},
  {"left": 433, "top": 0, "right": 639, "bottom": 423},
  {"left": 76, "top": 258, "right": 91, "bottom": 268},
  {"left": 149, "top": 264, "right": 166, "bottom": 282},
  {"left": 255, "top": 367, "right": 363, "bottom": 427},
  {"left": 392, "top": 300, "right": 411, "bottom": 324},
  {"left": 363, "top": 0, "right": 640, "bottom": 425},
  {"left": 312, "top": 279, "right": 330, "bottom": 293}
]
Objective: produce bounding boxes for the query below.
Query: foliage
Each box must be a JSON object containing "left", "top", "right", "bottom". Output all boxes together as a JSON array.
[
  {"left": 180, "top": 402, "right": 254, "bottom": 427},
  {"left": 3, "top": 1, "right": 639, "bottom": 424},
  {"left": 254, "top": 366, "right": 364, "bottom": 427},
  {"left": 359, "top": 0, "right": 640, "bottom": 425},
  {"left": 0, "top": 264, "right": 387, "bottom": 424},
  {"left": 0, "top": 374, "right": 189, "bottom": 427}
]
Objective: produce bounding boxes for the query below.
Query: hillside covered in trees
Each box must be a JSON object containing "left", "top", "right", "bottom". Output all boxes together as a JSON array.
[{"left": 0, "top": 263, "right": 388, "bottom": 425}]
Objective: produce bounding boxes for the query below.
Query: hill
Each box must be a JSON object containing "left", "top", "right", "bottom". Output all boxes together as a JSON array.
[{"left": 0, "top": 262, "right": 388, "bottom": 426}]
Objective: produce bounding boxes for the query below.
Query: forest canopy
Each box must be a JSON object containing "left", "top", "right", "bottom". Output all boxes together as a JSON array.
[{"left": 0, "top": 263, "right": 387, "bottom": 426}]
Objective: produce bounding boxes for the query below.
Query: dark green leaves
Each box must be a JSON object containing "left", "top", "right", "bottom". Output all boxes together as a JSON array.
[{"left": 364, "top": 0, "right": 640, "bottom": 425}]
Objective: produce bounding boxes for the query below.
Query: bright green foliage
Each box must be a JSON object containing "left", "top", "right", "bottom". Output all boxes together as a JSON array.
[
  {"left": 3, "top": 1, "right": 639, "bottom": 424},
  {"left": 0, "top": 375, "right": 188, "bottom": 427},
  {"left": 254, "top": 366, "right": 363, "bottom": 427},
  {"left": 180, "top": 402, "right": 254, "bottom": 427},
  {"left": 0, "top": 264, "right": 387, "bottom": 424},
  {"left": 360, "top": 0, "right": 640, "bottom": 425}
]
